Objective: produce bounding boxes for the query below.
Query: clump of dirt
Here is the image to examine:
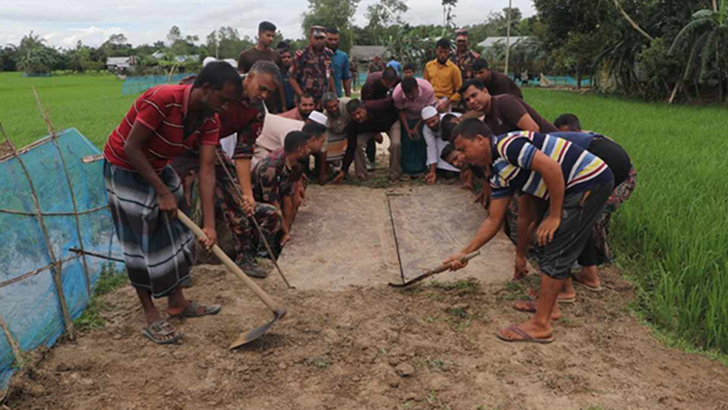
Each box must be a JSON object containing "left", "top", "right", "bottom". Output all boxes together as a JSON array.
[{"left": 4, "top": 265, "right": 728, "bottom": 410}]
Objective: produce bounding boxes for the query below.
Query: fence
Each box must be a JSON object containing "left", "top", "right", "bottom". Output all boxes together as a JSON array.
[
  {"left": 121, "top": 73, "right": 193, "bottom": 95},
  {"left": 0, "top": 127, "right": 123, "bottom": 393}
]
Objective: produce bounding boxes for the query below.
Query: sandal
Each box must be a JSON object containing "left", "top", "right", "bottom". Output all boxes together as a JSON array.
[
  {"left": 496, "top": 324, "right": 554, "bottom": 344},
  {"left": 169, "top": 301, "right": 222, "bottom": 319},
  {"left": 527, "top": 289, "right": 576, "bottom": 304},
  {"left": 573, "top": 277, "right": 604, "bottom": 292},
  {"left": 142, "top": 320, "right": 182, "bottom": 345},
  {"left": 513, "top": 300, "right": 560, "bottom": 320}
]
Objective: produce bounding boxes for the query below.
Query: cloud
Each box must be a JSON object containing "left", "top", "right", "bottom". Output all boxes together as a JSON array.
[{"left": 0, "top": 0, "right": 536, "bottom": 48}]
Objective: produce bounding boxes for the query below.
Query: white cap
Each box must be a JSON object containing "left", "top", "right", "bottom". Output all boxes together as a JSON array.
[
  {"left": 421, "top": 106, "right": 438, "bottom": 121},
  {"left": 308, "top": 111, "right": 328, "bottom": 126},
  {"left": 202, "top": 57, "right": 218, "bottom": 67}
]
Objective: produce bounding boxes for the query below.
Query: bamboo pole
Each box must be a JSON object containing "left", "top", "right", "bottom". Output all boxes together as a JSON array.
[
  {"left": 613, "top": 0, "right": 655, "bottom": 41},
  {"left": 0, "top": 123, "right": 75, "bottom": 341},
  {"left": 0, "top": 312, "right": 22, "bottom": 369},
  {"left": 504, "top": 0, "right": 512, "bottom": 75},
  {"left": 32, "top": 88, "right": 92, "bottom": 297}
]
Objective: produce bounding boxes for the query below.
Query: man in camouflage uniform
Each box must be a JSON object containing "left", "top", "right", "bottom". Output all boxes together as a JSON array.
[
  {"left": 289, "top": 25, "right": 335, "bottom": 108},
  {"left": 172, "top": 61, "right": 283, "bottom": 278},
  {"left": 451, "top": 28, "right": 481, "bottom": 81},
  {"left": 252, "top": 131, "right": 312, "bottom": 249}
]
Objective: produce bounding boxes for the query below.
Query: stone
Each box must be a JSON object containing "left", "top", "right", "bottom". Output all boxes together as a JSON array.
[{"left": 395, "top": 363, "right": 415, "bottom": 377}]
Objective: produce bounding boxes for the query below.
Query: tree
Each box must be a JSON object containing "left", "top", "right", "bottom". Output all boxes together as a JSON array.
[
  {"left": 16, "top": 31, "right": 56, "bottom": 74},
  {"left": 167, "top": 26, "right": 182, "bottom": 46},
  {"left": 670, "top": 0, "right": 728, "bottom": 101},
  {"left": 442, "top": 0, "right": 458, "bottom": 28},
  {"left": 301, "top": 0, "right": 360, "bottom": 51},
  {"left": 365, "top": 0, "right": 409, "bottom": 45}
]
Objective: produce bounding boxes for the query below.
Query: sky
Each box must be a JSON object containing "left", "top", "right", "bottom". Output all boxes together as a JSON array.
[{"left": 0, "top": 0, "right": 535, "bottom": 49}]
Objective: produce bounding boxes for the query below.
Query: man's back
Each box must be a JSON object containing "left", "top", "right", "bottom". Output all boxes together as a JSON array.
[
  {"left": 485, "top": 71, "right": 523, "bottom": 99},
  {"left": 485, "top": 94, "right": 557, "bottom": 136}
]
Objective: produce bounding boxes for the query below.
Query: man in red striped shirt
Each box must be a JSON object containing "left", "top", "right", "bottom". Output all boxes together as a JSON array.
[{"left": 103, "top": 61, "right": 241, "bottom": 345}]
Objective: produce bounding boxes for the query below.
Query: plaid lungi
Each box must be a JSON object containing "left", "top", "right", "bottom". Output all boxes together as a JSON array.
[{"left": 104, "top": 161, "right": 195, "bottom": 298}]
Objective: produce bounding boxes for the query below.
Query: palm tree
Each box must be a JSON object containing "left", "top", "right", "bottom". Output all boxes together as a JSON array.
[
  {"left": 17, "top": 31, "right": 53, "bottom": 74},
  {"left": 670, "top": 0, "right": 728, "bottom": 102}
]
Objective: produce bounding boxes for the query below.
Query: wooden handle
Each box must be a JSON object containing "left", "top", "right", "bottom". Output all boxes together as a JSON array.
[
  {"left": 431, "top": 251, "right": 481, "bottom": 275},
  {"left": 177, "top": 212, "right": 282, "bottom": 314}
]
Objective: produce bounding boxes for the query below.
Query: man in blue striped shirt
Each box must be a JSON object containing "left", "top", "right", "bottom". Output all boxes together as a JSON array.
[{"left": 444, "top": 119, "right": 614, "bottom": 344}]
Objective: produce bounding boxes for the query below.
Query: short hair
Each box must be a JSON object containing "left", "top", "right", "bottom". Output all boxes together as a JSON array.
[
  {"left": 276, "top": 40, "right": 290, "bottom": 51},
  {"left": 452, "top": 118, "right": 494, "bottom": 141},
  {"left": 250, "top": 60, "right": 283, "bottom": 86},
  {"left": 382, "top": 66, "right": 397, "bottom": 81},
  {"left": 284, "top": 131, "right": 311, "bottom": 153},
  {"left": 441, "top": 116, "right": 459, "bottom": 142},
  {"left": 297, "top": 92, "right": 315, "bottom": 103},
  {"left": 436, "top": 38, "right": 451, "bottom": 49},
  {"left": 259, "top": 21, "right": 277, "bottom": 33},
  {"left": 321, "top": 92, "right": 338, "bottom": 105},
  {"left": 440, "top": 143, "right": 455, "bottom": 162},
  {"left": 554, "top": 113, "right": 582, "bottom": 131},
  {"left": 401, "top": 76, "right": 418, "bottom": 93},
  {"left": 346, "top": 99, "right": 364, "bottom": 114},
  {"left": 194, "top": 61, "right": 242, "bottom": 94},
  {"left": 458, "top": 78, "right": 485, "bottom": 95},
  {"left": 472, "top": 58, "right": 489, "bottom": 72},
  {"left": 302, "top": 121, "right": 327, "bottom": 137},
  {"left": 325, "top": 27, "right": 339, "bottom": 34},
  {"left": 403, "top": 63, "right": 417, "bottom": 72}
]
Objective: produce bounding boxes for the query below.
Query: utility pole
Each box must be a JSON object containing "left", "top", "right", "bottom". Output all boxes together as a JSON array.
[{"left": 504, "top": 0, "right": 512, "bottom": 75}]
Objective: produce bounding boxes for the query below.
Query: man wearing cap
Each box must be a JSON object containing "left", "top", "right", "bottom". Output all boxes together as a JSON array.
[
  {"left": 280, "top": 92, "right": 315, "bottom": 121},
  {"left": 290, "top": 25, "right": 335, "bottom": 108},
  {"left": 392, "top": 76, "right": 437, "bottom": 175},
  {"left": 472, "top": 58, "right": 523, "bottom": 99},
  {"left": 325, "top": 27, "right": 352, "bottom": 98},
  {"left": 451, "top": 29, "right": 481, "bottom": 81},
  {"left": 238, "top": 21, "right": 286, "bottom": 114},
  {"left": 424, "top": 38, "right": 463, "bottom": 113},
  {"left": 422, "top": 108, "right": 461, "bottom": 185}
]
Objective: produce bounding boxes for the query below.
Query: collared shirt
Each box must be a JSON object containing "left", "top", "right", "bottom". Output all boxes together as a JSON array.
[
  {"left": 252, "top": 148, "right": 302, "bottom": 204},
  {"left": 331, "top": 49, "right": 352, "bottom": 97},
  {"left": 423, "top": 113, "right": 461, "bottom": 172},
  {"left": 450, "top": 49, "right": 480, "bottom": 80},
  {"left": 280, "top": 69, "right": 296, "bottom": 111},
  {"left": 484, "top": 71, "right": 523, "bottom": 99},
  {"left": 291, "top": 46, "right": 334, "bottom": 102},
  {"left": 325, "top": 97, "right": 351, "bottom": 135},
  {"left": 217, "top": 82, "right": 267, "bottom": 160},
  {"left": 360, "top": 72, "right": 400, "bottom": 101},
  {"left": 392, "top": 78, "right": 437, "bottom": 119},
  {"left": 424, "top": 59, "right": 462, "bottom": 102},
  {"left": 489, "top": 131, "right": 613, "bottom": 200},
  {"left": 386, "top": 60, "right": 402, "bottom": 74},
  {"left": 103, "top": 84, "right": 220, "bottom": 172},
  {"left": 483, "top": 94, "right": 557, "bottom": 136},
  {"left": 341, "top": 98, "right": 398, "bottom": 173}
]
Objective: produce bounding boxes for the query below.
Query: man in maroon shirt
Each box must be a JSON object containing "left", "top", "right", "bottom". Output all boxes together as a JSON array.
[
  {"left": 103, "top": 62, "right": 239, "bottom": 344},
  {"left": 238, "top": 21, "right": 286, "bottom": 113},
  {"left": 459, "top": 79, "right": 557, "bottom": 135},
  {"left": 472, "top": 58, "right": 523, "bottom": 99}
]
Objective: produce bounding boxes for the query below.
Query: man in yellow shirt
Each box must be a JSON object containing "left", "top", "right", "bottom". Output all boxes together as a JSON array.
[{"left": 424, "top": 38, "right": 462, "bottom": 113}]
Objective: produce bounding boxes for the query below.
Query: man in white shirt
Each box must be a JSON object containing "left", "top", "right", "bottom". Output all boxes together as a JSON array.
[{"left": 421, "top": 106, "right": 460, "bottom": 185}]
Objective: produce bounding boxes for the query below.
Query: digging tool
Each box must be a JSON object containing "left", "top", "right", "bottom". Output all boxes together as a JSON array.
[
  {"left": 214, "top": 150, "right": 292, "bottom": 289},
  {"left": 388, "top": 251, "right": 481, "bottom": 288},
  {"left": 177, "top": 212, "right": 287, "bottom": 349}
]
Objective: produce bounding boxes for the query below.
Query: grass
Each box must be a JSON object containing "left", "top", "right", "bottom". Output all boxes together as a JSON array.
[
  {"left": 2, "top": 73, "right": 726, "bottom": 355},
  {"left": 523, "top": 87, "right": 728, "bottom": 354},
  {"left": 73, "top": 262, "right": 128, "bottom": 331}
]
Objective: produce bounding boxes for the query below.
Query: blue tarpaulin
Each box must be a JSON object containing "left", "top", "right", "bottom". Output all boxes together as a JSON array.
[{"left": 0, "top": 128, "right": 123, "bottom": 392}]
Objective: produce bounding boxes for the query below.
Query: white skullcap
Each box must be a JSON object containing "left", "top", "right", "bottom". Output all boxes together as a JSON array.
[
  {"left": 308, "top": 111, "right": 328, "bottom": 126},
  {"left": 202, "top": 57, "right": 218, "bottom": 67},
  {"left": 421, "top": 106, "right": 438, "bottom": 121}
]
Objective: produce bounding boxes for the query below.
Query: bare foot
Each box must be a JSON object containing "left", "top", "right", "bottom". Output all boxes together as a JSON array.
[
  {"left": 513, "top": 300, "right": 561, "bottom": 320},
  {"left": 527, "top": 289, "right": 576, "bottom": 302}
]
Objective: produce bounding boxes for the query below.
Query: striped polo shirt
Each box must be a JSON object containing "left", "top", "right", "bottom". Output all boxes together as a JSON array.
[
  {"left": 489, "top": 131, "right": 613, "bottom": 200},
  {"left": 103, "top": 85, "right": 220, "bottom": 172}
]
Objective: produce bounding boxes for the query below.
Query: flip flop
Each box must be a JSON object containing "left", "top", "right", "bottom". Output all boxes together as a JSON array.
[
  {"left": 142, "top": 320, "right": 183, "bottom": 345},
  {"left": 496, "top": 324, "right": 554, "bottom": 344},
  {"left": 573, "top": 277, "right": 604, "bottom": 292},
  {"left": 527, "top": 289, "right": 576, "bottom": 304},
  {"left": 513, "top": 300, "right": 560, "bottom": 321},
  {"left": 169, "top": 301, "right": 222, "bottom": 319}
]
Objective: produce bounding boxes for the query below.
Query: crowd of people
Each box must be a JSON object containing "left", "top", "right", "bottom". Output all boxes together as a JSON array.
[{"left": 102, "top": 21, "right": 636, "bottom": 345}]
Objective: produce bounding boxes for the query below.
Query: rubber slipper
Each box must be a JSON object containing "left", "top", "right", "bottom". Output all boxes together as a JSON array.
[
  {"left": 170, "top": 301, "right": 222, "bottom": 319},
  {"left": 527, "top": 289, "right": 576, "bottom": 304},
  {"left": 513, "top": 300, "right": 560, "bottom": 321},
  {"left": 142, "top": 320, "right": 182, "bottom": 345},
  {"left": 573, "top": 277, "right": 604, "bottom": 292},
  {"left": 496, "top": 324, "right": 554, "bottom": 344}
]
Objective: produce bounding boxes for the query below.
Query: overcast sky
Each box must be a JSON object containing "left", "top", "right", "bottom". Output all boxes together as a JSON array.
[{"left": 1, "top": 0, "right": 535, "bottom": 49}]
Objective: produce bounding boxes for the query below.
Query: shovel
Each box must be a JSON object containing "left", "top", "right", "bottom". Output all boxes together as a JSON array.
[
  {"left": 177, "top": 212, "right": 287, "bottom": 349},
  {"left": 388, "top": 251, "right": 481, "bottom": 288}
]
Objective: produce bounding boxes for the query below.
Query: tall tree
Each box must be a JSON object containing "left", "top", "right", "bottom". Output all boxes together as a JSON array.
[
  {"left": 301, "top": 0, "right": 360, "bottom": 51},
  {"left": 442, "top": 0, "right": 458, "bottom": 28},
  {"left": 365, "top": 0, "right": 409, "bottom": 44}
]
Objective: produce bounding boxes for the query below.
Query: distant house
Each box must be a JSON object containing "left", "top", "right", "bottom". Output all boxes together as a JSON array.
[
  {"left": 477, "top": 36, "right": 532, "bottom": 50},
  {"left": 106, "top": 56, "right": 137, "bottom": 73},
  {"left": 350, "top": 46, "right": 388, "bottom": 63}
]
